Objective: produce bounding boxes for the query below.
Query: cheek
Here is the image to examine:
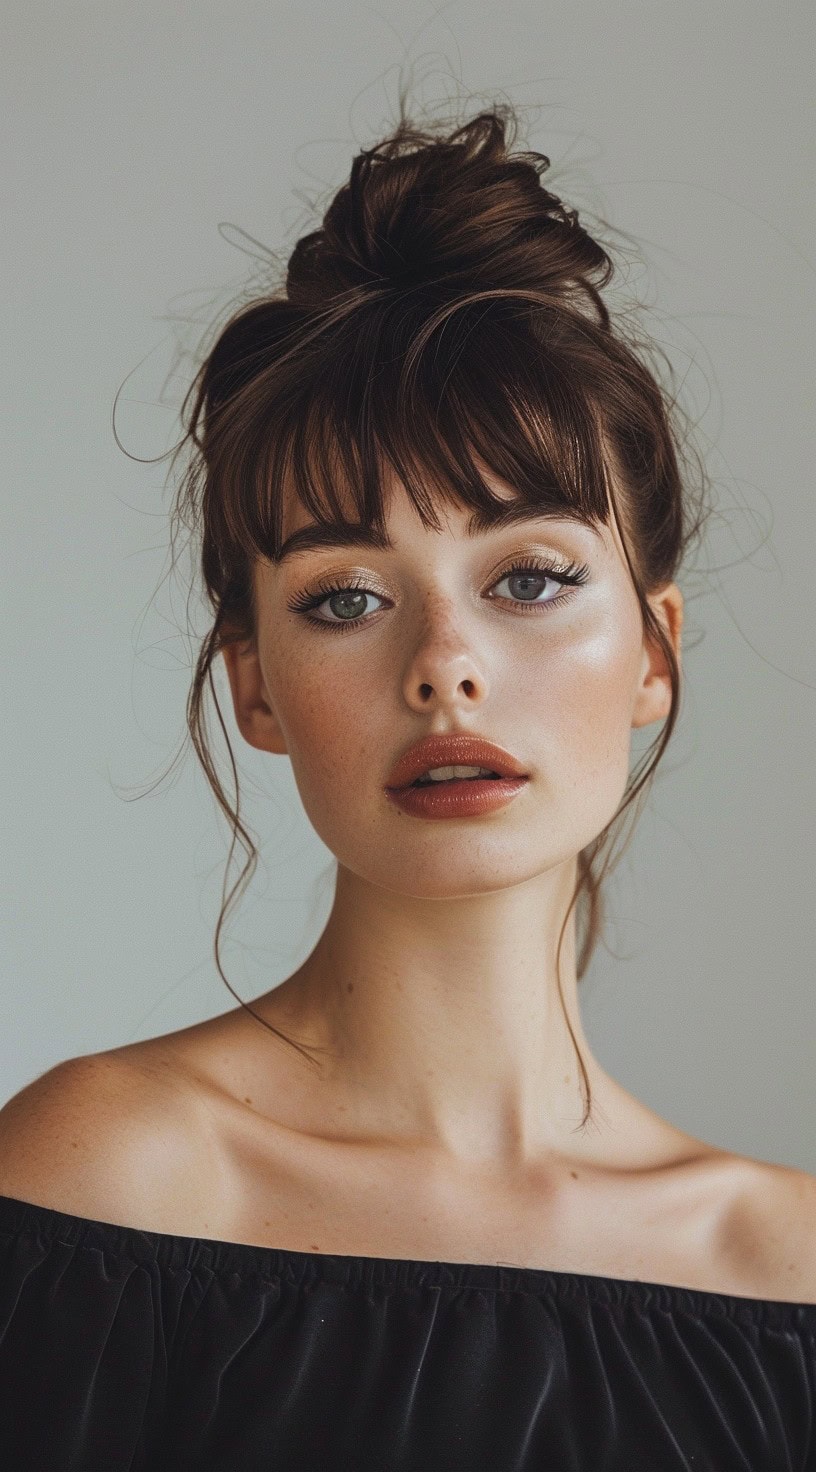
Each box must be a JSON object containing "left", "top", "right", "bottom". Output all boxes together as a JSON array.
[
  {"left": 515, "top": 617, "right": 643, "bottom": 838},
  {"left": 266, "top": 649, "right": 377, "bottom": 805},
  {"left": 542, "top": 621, "right": 641, "bottom": 750}
]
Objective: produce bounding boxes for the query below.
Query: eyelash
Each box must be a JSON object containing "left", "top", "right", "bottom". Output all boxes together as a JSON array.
[{"left": 286, "top": 556, "right": 591, "bottom": 632}]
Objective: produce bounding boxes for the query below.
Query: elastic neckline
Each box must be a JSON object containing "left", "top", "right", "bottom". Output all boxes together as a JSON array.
[{"left": 1, "top": 1192, "right": 814, "bottom": 1329}]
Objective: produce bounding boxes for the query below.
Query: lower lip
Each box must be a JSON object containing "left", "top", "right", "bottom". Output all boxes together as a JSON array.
[{"left": 385, "top": 776, "right": 529, "bottom": 818}]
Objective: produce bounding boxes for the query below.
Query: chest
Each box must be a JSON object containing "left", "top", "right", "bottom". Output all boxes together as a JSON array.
[
  {"left": 137, "top": 1039, "right": 815, "bottom": 1303},
  {"left": 201, "top": 1116, "right": 760, "bottom": 1295}
]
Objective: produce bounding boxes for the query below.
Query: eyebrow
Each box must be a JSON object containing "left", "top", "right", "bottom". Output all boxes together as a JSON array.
[{"left": 275, "top": 503, "right": 604, "bottom": 564}]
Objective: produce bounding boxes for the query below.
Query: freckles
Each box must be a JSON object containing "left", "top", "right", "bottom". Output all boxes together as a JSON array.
[
  {"left": 292, "top": 687, "right": 340, "bottom": 745},
  {"left": 289, "top": 673, "right": 369, "bottom": 778}
]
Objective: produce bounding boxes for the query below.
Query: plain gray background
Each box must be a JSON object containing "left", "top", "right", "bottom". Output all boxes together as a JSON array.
[{"left": 2, "top": 1, "right": 813, "bottom": 1172}]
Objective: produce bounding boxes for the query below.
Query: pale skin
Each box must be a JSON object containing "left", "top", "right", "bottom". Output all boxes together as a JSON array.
[
  {"left": 179, "top": 454, "right": 809, "bottom": 1292},
  {"left": 221, "top": 463, "right": 683, "bottom": 1173},
  {"left": 1, "top": 457, "right": 815, "bottom": 1298}
]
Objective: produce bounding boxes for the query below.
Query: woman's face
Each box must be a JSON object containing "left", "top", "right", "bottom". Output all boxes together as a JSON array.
[{"left": 224, "top": 464, "right": 682, "bottom": 899}]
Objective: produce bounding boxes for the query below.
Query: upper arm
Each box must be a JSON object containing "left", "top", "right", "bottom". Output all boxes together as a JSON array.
[{"left": 0, "top": 1050, "right": 215, "bottom": 1225}]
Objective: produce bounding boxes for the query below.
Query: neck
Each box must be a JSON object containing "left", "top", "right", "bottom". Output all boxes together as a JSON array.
[{"left": 267, "top": 858, "right": 616, "bottom": 1171}]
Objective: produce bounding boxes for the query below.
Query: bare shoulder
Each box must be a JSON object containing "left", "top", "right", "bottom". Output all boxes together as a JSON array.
[
  {"left": 0, "top": 1042, "right": 221, "bottom": 1229},
  {"left": 719, "top": 1154, "right": 816, "bottom": 1303}
]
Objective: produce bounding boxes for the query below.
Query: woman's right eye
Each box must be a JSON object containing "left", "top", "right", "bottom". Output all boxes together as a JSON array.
[{"left": 287, "top": 579, "right": 386, "bottom": 630}]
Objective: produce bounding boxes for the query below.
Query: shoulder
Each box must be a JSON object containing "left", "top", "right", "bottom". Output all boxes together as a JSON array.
[
  {"left": 0, "top": 1043, "right": 221, "bottom": 1228},
  {"left": 719, "top": 1155, "right": 816, "bottom": 1303}
]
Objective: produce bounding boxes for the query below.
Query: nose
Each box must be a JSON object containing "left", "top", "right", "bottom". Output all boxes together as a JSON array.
[{"left": 404, "top": 642, "right": 488, "bottom": 710}]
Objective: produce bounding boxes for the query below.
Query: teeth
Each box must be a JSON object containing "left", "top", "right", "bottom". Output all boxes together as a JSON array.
[{"left": 416, "top": 765, "right": 499, "bottom": 785}]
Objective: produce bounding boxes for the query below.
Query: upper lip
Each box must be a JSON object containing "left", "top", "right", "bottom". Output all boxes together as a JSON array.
[{"left": 385, "top": 733, "right": 528, "bottom": 790}]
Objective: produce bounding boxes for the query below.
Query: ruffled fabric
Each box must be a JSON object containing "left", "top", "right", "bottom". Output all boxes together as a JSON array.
[{"left": 1, "top": 1192, "right": 814, "bottom": 1470}]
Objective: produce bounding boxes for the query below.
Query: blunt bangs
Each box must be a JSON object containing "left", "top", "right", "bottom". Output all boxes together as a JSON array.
[{"left": 203, "top": 290, "right": 615, "bottom": 570}]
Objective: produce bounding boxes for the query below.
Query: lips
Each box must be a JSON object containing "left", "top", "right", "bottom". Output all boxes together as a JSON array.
[{"left": 385, "top": 733, "right": 528, "bottom": 791}]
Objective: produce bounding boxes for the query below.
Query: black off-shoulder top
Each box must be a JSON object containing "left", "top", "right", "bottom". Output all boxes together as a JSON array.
[{"left": 0, "top": 1192, "right": 814, "bottom": 1471}]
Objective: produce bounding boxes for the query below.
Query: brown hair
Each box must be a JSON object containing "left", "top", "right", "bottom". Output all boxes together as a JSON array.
[{"left": 153, "top": 94, "right": 710, "bottom": 1129}]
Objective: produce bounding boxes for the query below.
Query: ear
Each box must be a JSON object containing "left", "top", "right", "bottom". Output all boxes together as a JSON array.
[
  {"left": 631, "top": 582, "right": 684, "bottom": 730},
  {"left": 220, "top": 634, "right": 289, "bottom": 756}
]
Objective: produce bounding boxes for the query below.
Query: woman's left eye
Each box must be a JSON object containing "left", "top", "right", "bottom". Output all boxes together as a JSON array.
[{"left": 287, "top": 558, "right": 591, "bottom": 632}]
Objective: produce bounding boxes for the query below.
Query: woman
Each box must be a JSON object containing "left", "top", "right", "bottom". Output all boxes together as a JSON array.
[{"left": 1, "top": 99, "right": 814, "bottom": 1470}]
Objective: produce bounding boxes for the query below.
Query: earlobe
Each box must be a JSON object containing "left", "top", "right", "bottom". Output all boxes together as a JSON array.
[
  {"left": 631, "top": 583, "right": 684, "bottom": 731},
  {"left": 220, "top": 638, "right": 288, "bottom": 756},
  {"left": 631, "top": 659, "right": 672, "bottom": 730}
]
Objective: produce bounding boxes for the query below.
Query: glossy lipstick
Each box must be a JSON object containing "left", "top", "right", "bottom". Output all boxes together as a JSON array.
[
  {"left": 384, "top": 733, "right": 529, "bottom": 820},
  {"left": 386, "top": 775, "right": 528, "bottom": 819}
]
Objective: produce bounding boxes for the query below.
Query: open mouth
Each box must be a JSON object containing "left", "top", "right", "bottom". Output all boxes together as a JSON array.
[{"left": 411, "top": 771, "right": 503, "bottom": 788}]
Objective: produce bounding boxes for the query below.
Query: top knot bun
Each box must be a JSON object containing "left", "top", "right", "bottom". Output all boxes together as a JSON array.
[{"left": 285, "top": 106, "right": 612, "bottom": 310}]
